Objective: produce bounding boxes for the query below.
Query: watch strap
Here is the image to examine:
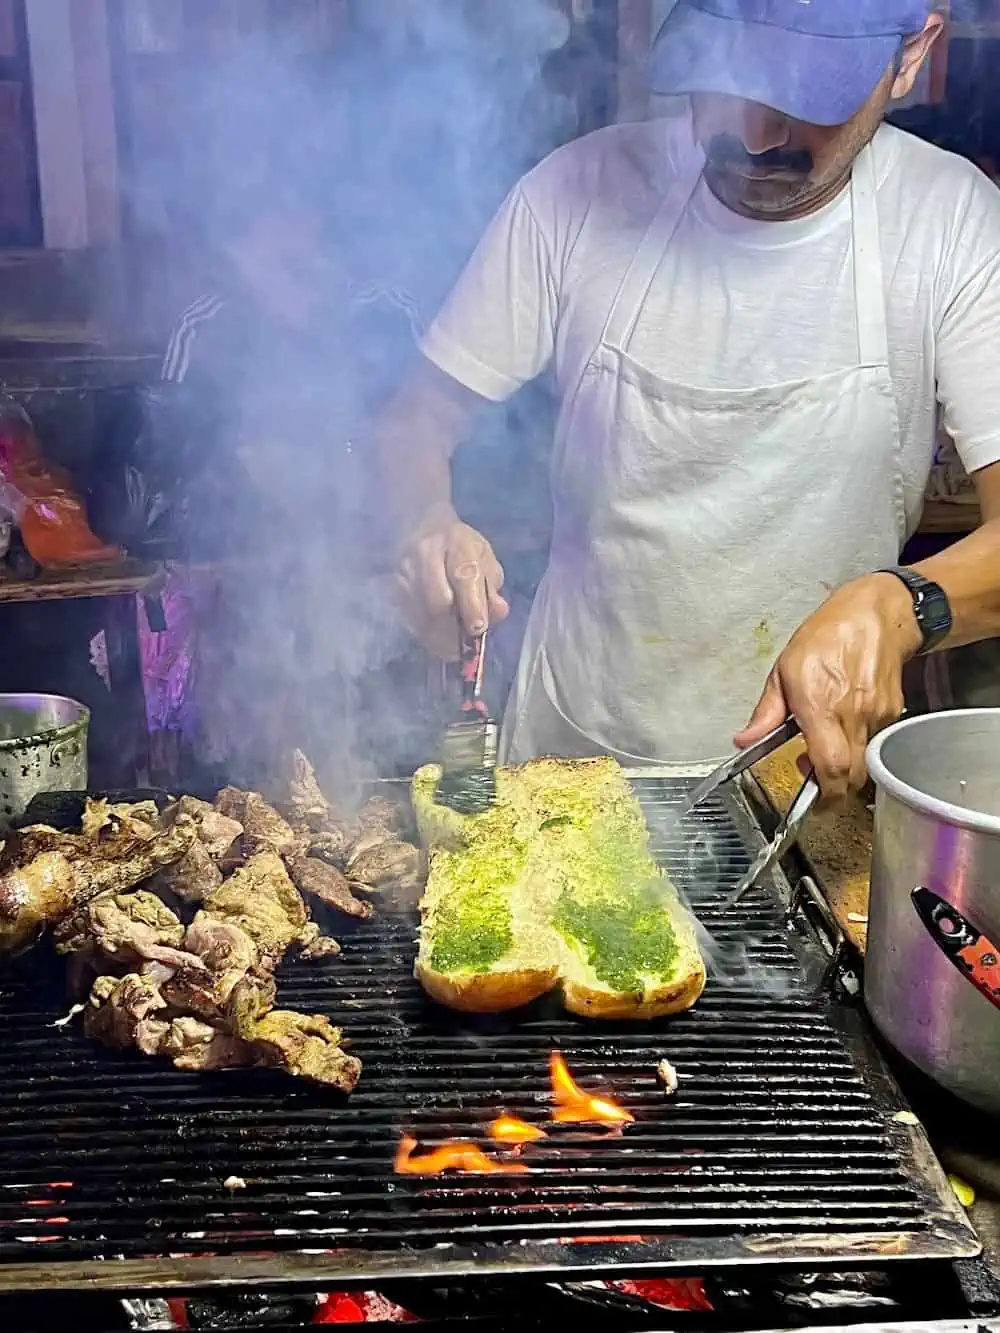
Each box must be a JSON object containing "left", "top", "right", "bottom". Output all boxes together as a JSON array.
[{"left": 876, "top": 566, "right": 953, "bottom": 654}]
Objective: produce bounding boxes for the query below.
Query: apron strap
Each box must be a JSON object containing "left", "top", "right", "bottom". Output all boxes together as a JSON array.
[
  {"left": 605, "top": 137, "right": 889, "bottom": 371},
  {"left": 850, "top": 143, "right": 890, "bottom": 369},
  {"left": 603, "top": 151, "right": 704, "bottom": 355}
]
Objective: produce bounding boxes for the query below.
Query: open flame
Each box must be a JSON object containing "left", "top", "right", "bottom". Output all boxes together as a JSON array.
[
  {"left": 488, "top": 1114, "right": 548, "bottom": 1145},
  {"left": 550, "top": 1052, "right": 634, "bottom": 1126},
  {"left": 394, "top": 1134, "right": 530, "bottom": 1177}
]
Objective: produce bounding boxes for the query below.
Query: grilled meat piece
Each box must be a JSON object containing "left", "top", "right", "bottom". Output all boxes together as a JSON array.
[
  {"left": 162, "top": 917, "right": 276, "bottom": 1028},
  {"left": 201, "top": 851, "right": 313, "bottom": 968},
  {"left": 81, "top": 799, "right": 162, "bottom": 841},
  {"left": 286, "top": 854, "right": 372, "bottom": 919},
  {"left": 165, "top": 796, "right": 243, "bottom": 862},
  {"left": 347, "top": 838, "right": 423, "bottom": 895},
  {"left": 286, "top": 750, "right": 333, "bottom": 831},
  {"left": 250, "top": 1011, "right": 362, "bottom": 1090},
  {"left": 305, "top": 826, "right": 351, "bottom": 865},
  {"left": 55, "top": 890, "right": 209, "bottom": 976},
  {"left": 85, "top": 973, "right": 168, "bottom": 1050},
  {"left": 85, "top": 972, "right": 358, "bottom": 1087},
  {"left": 215, "top": 788, "right": 297, "bottom": 857},
  {"left": 0, "top": 816, "right": 196, "bottom": 954},
  {"left": 160, "top": 1017, "right": 257, "bottom": 1072},
  {"left": 297, "top": 927, "right": 342, "bottom": 959},
  {"left": 355, "top": 794, "right": 408, "bottom": 836},
  {"left": 154, "top": 837, "right": 223, "bottom": 905}
]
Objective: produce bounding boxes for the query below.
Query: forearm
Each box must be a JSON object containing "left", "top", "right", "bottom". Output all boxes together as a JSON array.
[
  {"left": 912, "top": 517, "right": 1000, "bottom": 650},
  {"left": 374, "top": 362, "right": 478, "bottom": 553}
]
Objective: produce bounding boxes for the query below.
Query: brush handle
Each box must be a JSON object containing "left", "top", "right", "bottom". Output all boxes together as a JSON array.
[{"left": 458, "top": 631, "right": 489, "bottom": 719}]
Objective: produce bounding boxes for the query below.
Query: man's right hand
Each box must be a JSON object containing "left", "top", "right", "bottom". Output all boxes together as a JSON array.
[{"left": 395, "top": 519, "right": 510, "bottom": 660}]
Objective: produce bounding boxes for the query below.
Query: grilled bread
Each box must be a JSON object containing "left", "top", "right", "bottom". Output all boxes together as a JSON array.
[{"left": 412, "top": 757, "right": 706, "bottom": 1018}]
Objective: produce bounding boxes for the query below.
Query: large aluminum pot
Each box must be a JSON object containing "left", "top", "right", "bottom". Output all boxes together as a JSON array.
[
  {"left": 866, "top": 708, "right": 1000, "bottom": 1114},
  {"left": 0, "top": 694, "right": 89, "bottom": 829}
]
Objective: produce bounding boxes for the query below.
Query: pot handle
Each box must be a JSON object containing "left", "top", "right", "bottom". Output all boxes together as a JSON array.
[
  {"left": 912, "top": 887, "right": 1000, "bottom": 1012},
  {"left": 48, "top": 735, "right": 84, "bottom": 774}
]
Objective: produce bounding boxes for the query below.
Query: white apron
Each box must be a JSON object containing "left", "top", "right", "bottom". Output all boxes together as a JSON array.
[{"left": 502, "top": 144, "right": 906, "bottom": 766}]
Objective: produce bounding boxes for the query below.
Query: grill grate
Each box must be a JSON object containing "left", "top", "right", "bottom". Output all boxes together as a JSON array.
[{"left": 0, "top": 778, "right": 977, "bottom": 1291}]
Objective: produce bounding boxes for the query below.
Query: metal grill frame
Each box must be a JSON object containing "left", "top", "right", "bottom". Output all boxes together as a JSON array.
[{"left": 0, "top": 769, "right": 979, "bottom": 1295}]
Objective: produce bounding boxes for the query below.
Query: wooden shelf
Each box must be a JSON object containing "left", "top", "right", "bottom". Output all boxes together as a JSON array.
[
  {"left": 917, "top": 499, "right": 983, "bottom": 536},
  {"left": 0, "top": 559, "right": 163, "bottom": 605}
]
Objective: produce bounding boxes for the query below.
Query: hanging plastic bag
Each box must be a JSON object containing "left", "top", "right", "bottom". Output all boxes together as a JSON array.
[{"left": 0, "top": 396, "right": 121, "bottom": 567}]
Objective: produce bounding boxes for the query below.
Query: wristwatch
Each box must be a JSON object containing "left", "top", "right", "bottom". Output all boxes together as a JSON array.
[{"left": 876, "top": 566, "right": 953, "bottom": 654}]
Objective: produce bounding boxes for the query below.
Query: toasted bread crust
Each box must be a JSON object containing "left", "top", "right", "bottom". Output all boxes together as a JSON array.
[
  {"left": 413, "top": 758, "right": 707, "bottom": 1021},
  {"left": 415, "top": 960, "right": 559, "bottom": 1014},
  {"left": 561, "top": 960, "right": 707, "bottom": 1021}
]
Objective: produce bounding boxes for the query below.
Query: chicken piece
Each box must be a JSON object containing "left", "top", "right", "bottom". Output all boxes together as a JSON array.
[
  {"left": 55, "top": 890, "right": 209, "bottom": 975},
  {"left": 202, "top": 852, "right": 310, "bottom": 969},
  {"left": 215, "top": 788, "right": 297, "bottom": 857},
  {"left": 249, "top": 1011, "right": 362, "bottom": 1090},
  {"left": 154, "top": 838, "right": 223, "bottom": 905},
  {"left": 85, "top": 973, "right": 168, "bottom": 1050},
  {"left": 82, "top": 799, "right": 161, "bottom": 842},
  {"left": 304, "top": 827, "right": 350, "bottom": 865},
  {"left": 164, "top": 796, "right": 243, "bottom": 862},
  {"left": 159, "top": 1016, "right": 258, "bottom": 1072},
  {"left": 162, "top": 917, "right": 276, "bottom": 1028},
  {"left": 286, "top": 750, "right": 333, "bottom": 831},
  {"left": 0, "top": 850, "right": 76, "bottom": 953},
  {"left": 0, "top": 816, "right": 196, "bottom": 954},
  {"left": 286, "top": 855, "right": 372, "bottom": 919},
  {"left": 354, "top": 794, "right": 408, "bottom": 837},
  {"left": 347, "top": 839, "right": 423, "bottom": 895},
  {"left": 298, "top": 929, "right": 342, "bottom": 960}
]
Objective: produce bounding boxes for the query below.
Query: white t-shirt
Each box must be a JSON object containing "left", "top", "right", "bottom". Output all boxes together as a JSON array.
[{"left": 422, "top": 114, "right": 1000, "bottom": 532}]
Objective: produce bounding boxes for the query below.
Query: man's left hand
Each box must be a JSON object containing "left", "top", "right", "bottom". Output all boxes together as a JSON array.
[{"left": 735, "top": 574, "right": 924, "bottom": 801}]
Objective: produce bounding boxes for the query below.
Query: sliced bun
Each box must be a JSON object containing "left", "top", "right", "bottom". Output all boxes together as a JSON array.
[{"left": 412, "top": 758, "right": 705, "bottom": 1020}]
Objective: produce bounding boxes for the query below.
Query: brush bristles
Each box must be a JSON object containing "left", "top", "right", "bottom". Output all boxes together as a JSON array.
[{"left": 441, "top": 719, "right": 490, "bottom": 774}]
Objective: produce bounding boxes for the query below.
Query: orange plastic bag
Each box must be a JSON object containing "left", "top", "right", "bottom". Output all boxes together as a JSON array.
[{"left": 0, "top": 400, "right": 120, "bottom": 567}]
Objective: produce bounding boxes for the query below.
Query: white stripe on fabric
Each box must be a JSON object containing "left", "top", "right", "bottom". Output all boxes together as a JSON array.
[{"left": 161, "top": 294, "right": 225, "bottom": 384}]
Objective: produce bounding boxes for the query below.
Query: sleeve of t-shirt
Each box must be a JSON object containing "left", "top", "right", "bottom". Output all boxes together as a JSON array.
[
  {"left": 420, "top": 184, "right": 558, "bottom": 403},
  {"left": 936, "top": 169, "right": 1000, "bottom": 476}
]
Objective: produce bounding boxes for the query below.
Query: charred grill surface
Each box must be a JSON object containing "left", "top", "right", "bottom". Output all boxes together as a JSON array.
[{"left": 0, "top": 778, "right": 977, "bottom": 1290}]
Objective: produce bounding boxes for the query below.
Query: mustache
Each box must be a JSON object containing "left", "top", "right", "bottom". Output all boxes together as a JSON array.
[{"left": 706, "top": 135, "right": 813, "bottom": 176}]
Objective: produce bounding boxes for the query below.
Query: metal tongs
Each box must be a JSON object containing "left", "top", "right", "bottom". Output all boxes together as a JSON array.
[{"left": 674, "top": 717, "right": 820, "bottom": 911}]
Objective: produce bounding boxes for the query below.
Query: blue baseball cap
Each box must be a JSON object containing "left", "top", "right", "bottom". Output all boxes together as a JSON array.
[{"left": 649, "top": 0, "right": 931, "bottom": 127}]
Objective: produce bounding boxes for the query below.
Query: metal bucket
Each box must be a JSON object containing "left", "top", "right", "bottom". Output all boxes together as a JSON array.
[
  {"left": 0, "top": 694, "right": 89, "bottom": 829},
  {"left": 866, "top": 708, "right": 1000, "bottom": 1115}
]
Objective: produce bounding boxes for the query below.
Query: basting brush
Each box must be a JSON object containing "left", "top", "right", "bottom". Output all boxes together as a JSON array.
[{"left": 434, "top": 629, "right": 498, "bottom": 815}]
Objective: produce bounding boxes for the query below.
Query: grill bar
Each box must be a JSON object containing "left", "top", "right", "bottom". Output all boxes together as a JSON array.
[{"left": 0, "top": 776, "right": 978, "bottom": 1291}]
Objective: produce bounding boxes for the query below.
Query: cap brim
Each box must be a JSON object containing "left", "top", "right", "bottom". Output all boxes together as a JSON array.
[{"left": 648, "top": 5, "right": 900, "bottom": 128}]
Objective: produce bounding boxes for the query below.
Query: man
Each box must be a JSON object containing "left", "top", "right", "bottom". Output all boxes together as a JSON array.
[{"left": 379, "top": 0, "right": 1000, "bottom": 799}]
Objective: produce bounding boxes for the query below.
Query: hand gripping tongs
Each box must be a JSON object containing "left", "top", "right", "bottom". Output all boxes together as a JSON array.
[{"left": 673, "top": 717, "right": 821, "bottom": 911}]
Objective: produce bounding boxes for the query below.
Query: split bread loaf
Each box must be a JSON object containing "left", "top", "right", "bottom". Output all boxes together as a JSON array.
[{"left": 411, "top": 757, "right": 706, "bottom": 1019}]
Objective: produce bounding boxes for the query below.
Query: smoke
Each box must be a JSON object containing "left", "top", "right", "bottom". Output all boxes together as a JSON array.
[{"left": 124, "top": 0, "right": 597, "bottom": 793}]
